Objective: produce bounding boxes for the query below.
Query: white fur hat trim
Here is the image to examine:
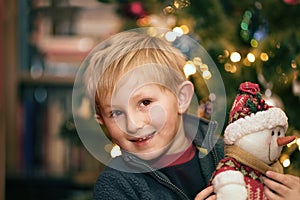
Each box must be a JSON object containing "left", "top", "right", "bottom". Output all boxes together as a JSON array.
[{"left": 224, "top": 107, "right": 288, "bottom": 145}]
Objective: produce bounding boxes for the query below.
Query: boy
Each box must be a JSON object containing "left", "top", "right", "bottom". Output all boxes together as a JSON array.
[
  {"left": 84, "top": 28, "right": 223, "bottom": 200},
  {"left": 82, "top": 29, "right": 300, "bottom": 199}
]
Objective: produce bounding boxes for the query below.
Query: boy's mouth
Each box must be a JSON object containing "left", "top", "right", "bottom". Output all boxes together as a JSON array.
[{"left": 129, "top": 132, "right": 156, "bottom": 143}]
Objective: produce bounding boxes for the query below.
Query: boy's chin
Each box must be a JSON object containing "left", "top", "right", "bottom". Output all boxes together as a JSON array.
[
  {"left": 131, "top": 147, "right": 176, "bottom": 168},
  {"left": 133, "top": 148, "right": 166, "bottom": 161}
]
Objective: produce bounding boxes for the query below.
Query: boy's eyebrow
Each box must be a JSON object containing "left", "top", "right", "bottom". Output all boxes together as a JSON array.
[
  {"left": 130, "top": 90, "right": 154, "bottom": 102},
  {"left": 101, "top": 85, "right": 158, "bottom": 109},
  {"left": 131, "top": 93, "right": 144, "bottom": 101}
]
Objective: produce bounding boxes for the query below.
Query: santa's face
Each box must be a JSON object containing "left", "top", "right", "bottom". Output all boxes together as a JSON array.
[{"left": 235, "top": 126, "right": 285, "bottom": 164}]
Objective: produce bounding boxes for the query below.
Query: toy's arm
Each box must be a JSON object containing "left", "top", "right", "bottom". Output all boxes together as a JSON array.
[{"left": 212, "top": 170, "right": 247, "bottom": 200}]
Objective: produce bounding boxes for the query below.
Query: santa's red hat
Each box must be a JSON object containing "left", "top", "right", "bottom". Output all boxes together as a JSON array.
[{"left": 224, "top": 82, "right": 288, "bottom": 145}]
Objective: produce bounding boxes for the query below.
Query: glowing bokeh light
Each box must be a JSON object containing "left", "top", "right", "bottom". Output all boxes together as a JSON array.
[
  {"left": 250, "top": 39, "right": 258, "bottom": 48},
  {"left": 110, "top": 145, "right": 122, "bottom": 158},
  {"left": 247, "top": 52, "right": 256, "bottom": 63},
  {"left": 282, "top": 158, "right": 291, "bottom": 168},
  {"left": 260, "top": 52, "right": 269, "bottom": 62},
  {"left": 200, "top": 63, "right": 208, "bottom": 72},
  {"left": 203, "top": 70, "right": 212, "bottom": 80},
  {"left": 172, "top": 27, "right": 183, "bottom": 37},
  {"left": 193, "top": 57, "right": 202, "bottom": 66},
  {"left": 165, "top": 31, "right": 177, "bottom": 42},
  {"left": 296, "top": 138, "right": 300, "bottom": 146},
  {"left": 183, "top": 61, "right": 196, "bottom": 77},
  {"left": 163, "top": 5, "right": 175, "bottom": 15},
  {"left": 291, "top": 60, "right": 297, "bottom": 69},
  {"left": 180, "top": 25, "right": 189, "bottom": 34},
  {"left": 147, "top": 27, "right": 158, "bottom": 37},
  {"left": 230, "top": 52, "right": 241, "bottom": 63}
]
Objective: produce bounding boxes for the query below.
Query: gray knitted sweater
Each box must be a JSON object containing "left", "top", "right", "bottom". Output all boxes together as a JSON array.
[{"left": 93, "top": 114, "right": 224, "bottom": 200}]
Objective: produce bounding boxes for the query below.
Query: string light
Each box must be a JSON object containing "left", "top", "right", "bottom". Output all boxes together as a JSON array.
[
  {"left": 296, "top": 138, "right": 300, "bottom": 146},
  {"left": 200, "top": 64, "right": 208, "bottom": 72},
  {"left": 180, "top": 25, "right": 189, "bottom": 34},
  {"left": 296, "top": 137, "right": 300, "bottom": 151},
  {"left": 165, "top": 31, "right": 177, "bottom": 42},
  {"left": 165, "top": 26, "right": 188, "bottom": 42},
  {"left": 260, "top": 52, "right": 269, "bottom": 62},
  {"left": 172, "top": 26, "right": 183, "bottom": 37},
  {"left": 163, "top": 5, "right": 175, "bottom": 15},
  {"left": 231, "top": 65, "right": 237, "bottom": 73},
  {"left": 282, "top": 158, "right": 291, "bottom": 168},
  {"left": 173, "top": 0, "right": 191, "bottom": 9},
  {"left": 287, "top": 139, "right": 296, "bottom": 148},
  {"left": 193, "top": 57, "right": 202, "bottom": 66},
  {"left": 110, "top": 145, "right": 122, "bottom": 158},
  {"left": 280, "top": 154, "right": 291, "bottom": 168},
  {"left": 136, "top": 16, "right": 150, "bottom": 27},
  {"left": 147, "top": 27, "right": 158, "bottom": 37},
  {"left": 184, "top": 56, "right": 212, "bottom": 79},
  {"left": 250, "top": 39, "right": 259, "bottom": 48},
  {"left": 224, "top": 63, "right": 232, "bottom": 72},
  {"left": 224, "top": 63, "right": 237, "bottom": 73},
  {"left": 243, "top": 58, "right": 252, "bottom": 67},
  {"left": 163, "top": 0, "right": 190, "bottom": 15},
  {"left": 247, "top": 52, "right": 256, "bottom": 63},
  {"left": 183, "top": 61, "right": 196, "bottom": 77},
  {"left": 279, "top": 136, "right": 300, "bottom": 169},
  {"left": 104, "top": 143, "right": 113, "bottom": 153},
  {"left": 291, "top": 60, "right": 297, "bottom": 69},
  {"left": 202, "top": 70, "right": 212, "bottom": 80},
  {"left": 230, "top": 52, "right": 241, "bottom": 63}
]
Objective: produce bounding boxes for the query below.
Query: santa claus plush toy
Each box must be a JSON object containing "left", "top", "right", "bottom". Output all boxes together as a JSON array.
[{"left": 211, "top": 82, "right": 296, "bottom": 200}]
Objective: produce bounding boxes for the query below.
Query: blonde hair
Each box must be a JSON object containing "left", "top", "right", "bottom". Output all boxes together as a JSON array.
[{"left": 84, "top": 30, "right": 187, "bottom": 114}]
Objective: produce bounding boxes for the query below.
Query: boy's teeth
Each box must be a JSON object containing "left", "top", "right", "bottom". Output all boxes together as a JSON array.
[
  {"left": 137, "top": 136, "right": 149, "bottom": 142},
  {"left": 132, "top": 132, "right": 155, "bottom": 142}
]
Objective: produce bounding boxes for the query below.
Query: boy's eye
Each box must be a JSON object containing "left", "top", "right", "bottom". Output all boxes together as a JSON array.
[
  {"left": 140, "top": 99, "right": 152, "bottom": 107},
  {"left": 110, "top": 110, "right": 123, "bottom": 118}
]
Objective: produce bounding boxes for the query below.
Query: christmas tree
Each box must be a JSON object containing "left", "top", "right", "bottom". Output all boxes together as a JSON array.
[{"left": 96, "top": 0, "right": 300, "bottom": 175}]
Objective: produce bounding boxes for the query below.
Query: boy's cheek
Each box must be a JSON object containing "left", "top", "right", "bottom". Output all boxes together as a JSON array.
[{"left": 149, "top": 105, "right": 166, "bottom": 129}]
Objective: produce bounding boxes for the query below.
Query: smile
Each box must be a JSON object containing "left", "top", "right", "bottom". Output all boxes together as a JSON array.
[
  {"left": 268, "top": 143, "right": 273, "bottom": 163},
  {"left": 130, "top": 132, "right": 156, "bottom": 143}
]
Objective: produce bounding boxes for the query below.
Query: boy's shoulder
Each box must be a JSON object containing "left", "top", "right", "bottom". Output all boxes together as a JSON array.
[
  {"left": 94, "top": 161, "right": 180, "bottom": 200},
  {"left": 94, "top": 159, "right": 148, "bottom": 198},
  {"left": 183, "top": 114, "right": 224, "bottom": 167},
  {"left": 183, "top": 114, "right": 215, "bottom": 134},
  {"left": 94, "top": 165, "right": 144, "bottom": 200}
]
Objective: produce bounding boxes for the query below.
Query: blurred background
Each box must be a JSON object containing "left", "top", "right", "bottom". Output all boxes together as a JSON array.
[{"left": 1, "top": 0, "right": 299, "bottom": 200}]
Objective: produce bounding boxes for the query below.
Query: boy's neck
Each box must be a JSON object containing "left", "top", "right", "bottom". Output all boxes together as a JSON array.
[{"left": 152, "top": 142, "right": 196, "bottom": 168}]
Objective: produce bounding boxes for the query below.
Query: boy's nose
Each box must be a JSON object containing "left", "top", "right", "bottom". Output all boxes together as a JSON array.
[
  {"left": 126, "top": 118, "right": 141, "bottom": 133},
  {"left": 126, "top": 113, "right": 148, "bottom": 134}
]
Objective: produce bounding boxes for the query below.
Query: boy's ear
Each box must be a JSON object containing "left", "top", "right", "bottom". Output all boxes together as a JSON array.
[
  {"left": 178, "top": 81, "right": 194, "bottom": 114},
  {"left": 94, "top": 113, "right": 104, "bottom": 125}
]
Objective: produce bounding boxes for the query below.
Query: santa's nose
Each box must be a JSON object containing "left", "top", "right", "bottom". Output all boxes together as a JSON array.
[{"left": 277, "top": 136, "right": 296, "bottom": 146}]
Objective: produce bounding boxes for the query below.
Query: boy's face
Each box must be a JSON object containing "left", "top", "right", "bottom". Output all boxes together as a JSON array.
[{"left": 97, "top": 69, "right": 191, "bottom": 161}]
